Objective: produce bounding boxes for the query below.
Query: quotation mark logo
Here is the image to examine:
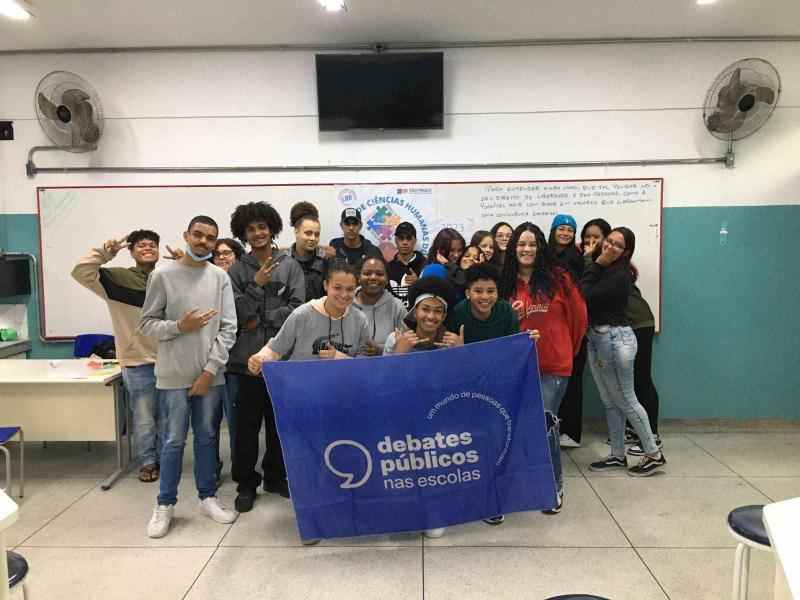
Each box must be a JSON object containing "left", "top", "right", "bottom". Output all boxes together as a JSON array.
[{"left": 323, "top": 440, "right": 373, "bottom": 489}]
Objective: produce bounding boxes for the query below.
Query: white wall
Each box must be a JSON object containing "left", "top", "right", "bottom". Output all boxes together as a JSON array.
[{"left": 1, "top": 42, "right": 799, "bottom": 217}]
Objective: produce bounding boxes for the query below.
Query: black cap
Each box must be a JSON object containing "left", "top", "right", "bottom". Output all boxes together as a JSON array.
[
  {"left": 340, "top": 208, "right": 362, "bottom": 223},
  {"left": 395, "top": 222, "right": 417, "bottom": 238}
]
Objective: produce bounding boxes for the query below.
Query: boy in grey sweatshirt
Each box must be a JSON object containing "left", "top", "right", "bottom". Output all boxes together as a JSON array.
[{"left": 139, "top": 216, "right": 238, "bottom": 539}]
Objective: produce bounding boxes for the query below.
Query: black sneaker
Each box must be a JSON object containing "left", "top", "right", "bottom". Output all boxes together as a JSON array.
[
  {"left": 483, "top": 515, "right": 505, "bottom": 526},
  {"left": 627, "top": 452, "right": 667, "bottom": 477},
  {"left": 234, "top": 488, "right": 257, "bottom": 513},
  {"left": 542, "top": 489, "right": 563, "bottom": 515},
  {"left": 627, "top": 436, "right": 663, "bottom": 457},
  {"left": 264, "top": 480, "right": 291, "bottom": 499},
  {"left": 589, "top": 456, "right": 628, "bottom": 471}
]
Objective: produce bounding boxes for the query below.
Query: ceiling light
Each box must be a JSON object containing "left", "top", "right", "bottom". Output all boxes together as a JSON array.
[
  {"left": 318, "top": 0, "right": 347, "bottom": 12},
  {"left": 0, "top": 0, "right": 35, "bottom": 20},
  {"left": 697, "top": 0, "right": 718, "bottom": 5}
]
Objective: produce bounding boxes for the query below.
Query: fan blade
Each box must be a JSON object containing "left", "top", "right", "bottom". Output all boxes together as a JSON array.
[
  {"left": 716, "top": 68, "right": 743, "bottom": 113},
  {"left": 754, "top": 86, "right": 776, "bottom": 105},
  {"left": 37, "top": 92, "right": 60, "bottom": 120},
  {"left": 707, "top": 110, "right": 747, "bottom": 134},
  {"left": 70, "top": 100, "right": 101, "bottom": 145},
  {"left": 60, "top": 88, "right": 90, "bottom": 107}
]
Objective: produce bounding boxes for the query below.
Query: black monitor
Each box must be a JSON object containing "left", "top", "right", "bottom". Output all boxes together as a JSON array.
[
  {"left": 316, "top": 52, "right": 444, "bottom": 131},
  {"left": 0, "top": 259, "right": 31, "bottom": 297}
]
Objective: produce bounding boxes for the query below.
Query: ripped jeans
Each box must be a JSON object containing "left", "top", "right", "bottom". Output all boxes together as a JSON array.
[{"left": 541, "top": 374, "right": 569, "bottom": 493}]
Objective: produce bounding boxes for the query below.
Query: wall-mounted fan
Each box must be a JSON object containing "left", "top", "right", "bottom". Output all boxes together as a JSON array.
[
  {"left": 34, "top": 70, "right": 104, "bottom": 152},
  {"left": 703, "top": 58, "right": 780, "bottom": 166}
]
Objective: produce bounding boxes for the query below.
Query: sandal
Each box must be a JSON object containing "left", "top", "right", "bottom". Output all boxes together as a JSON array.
[{"left": 138, "top": 463, "right": 160, "bottom": 483}]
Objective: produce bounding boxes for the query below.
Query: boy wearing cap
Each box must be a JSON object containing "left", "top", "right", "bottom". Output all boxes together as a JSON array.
[
  {"left": 387, "top": 221, "right": 428, "bottom": 308},
  {"left": 329, "top": 208, "right": 382, "bottom": 270}
]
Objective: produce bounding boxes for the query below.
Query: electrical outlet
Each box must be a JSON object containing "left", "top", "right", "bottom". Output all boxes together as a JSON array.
[{"left": 0, "top": 121, "right": 13, "bottom": 141}]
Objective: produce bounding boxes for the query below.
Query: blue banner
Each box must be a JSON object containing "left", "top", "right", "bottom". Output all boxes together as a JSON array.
[{"left": 262, "top": 332, "right": 556, "bottom": 541}]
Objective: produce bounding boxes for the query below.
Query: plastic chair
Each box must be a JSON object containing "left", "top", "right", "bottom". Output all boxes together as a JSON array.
[
  {"left": 73, "top": 334, "right": 114, "bottom": 358},
  {"left": 0, "top": 429, "right": 22, "bottom": 499},
  {"left": 728, "top": 505, "right": 773, "bottom": 600}
]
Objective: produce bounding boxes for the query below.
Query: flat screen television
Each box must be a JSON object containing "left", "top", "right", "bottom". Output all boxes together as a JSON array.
[
  {"left": 316, "top": 52, "right": 444, "bottom": 131},
  {"left": 0, "top": 259, "right": 31, "bottom": 297}
]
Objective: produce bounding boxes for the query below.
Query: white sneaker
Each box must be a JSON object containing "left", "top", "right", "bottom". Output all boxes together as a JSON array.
[
  {"left": 199, "top": 497, "right": 238, "bottom": 524},
  {"left": 559, "top": 434, "right": 581, "bottom": 448},
  {"left": 147, "top": 504, "right": 174, "bottom": 538},
  {"left": 424, "top": 528, "right": 445, "bottom": 539}
]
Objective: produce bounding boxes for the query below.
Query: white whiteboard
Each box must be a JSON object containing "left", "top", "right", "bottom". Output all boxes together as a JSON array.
[{"left": 37, "top": 178, "right": 662, "bottom": 339}]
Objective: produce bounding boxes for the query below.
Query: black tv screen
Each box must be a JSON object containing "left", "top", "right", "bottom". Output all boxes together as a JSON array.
[
  {"left": 316, "top": 52, "right": 444, "bottom": 131},
  {"left": 0, "top": 259, "right": 31, "bottom": 297}
]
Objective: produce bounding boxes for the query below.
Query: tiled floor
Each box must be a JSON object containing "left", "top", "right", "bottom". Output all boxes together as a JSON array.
[{"left": 6, "top": 431, "right": 800, "bottom": 600}]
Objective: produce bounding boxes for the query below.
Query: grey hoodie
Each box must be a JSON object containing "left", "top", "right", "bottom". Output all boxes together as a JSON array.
[
  {"left": 227, "top": 250, "right": 305, "bottom": 375},
  {"left": 352, "top": 289, "right": 407, "bottom": 349},
  {"left": 268, "top": 298, "right": 371, "bottom": 360}
]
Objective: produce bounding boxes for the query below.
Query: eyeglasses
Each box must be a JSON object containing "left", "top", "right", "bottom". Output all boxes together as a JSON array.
[
  {"left": 605, "top": 239, "right": 626, "bottom": 251},
  {"left": 214, "top": 250, "right": 235, "bottom": 258}
]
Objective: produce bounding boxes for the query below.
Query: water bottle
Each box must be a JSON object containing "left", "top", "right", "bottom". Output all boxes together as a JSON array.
[{"left": 719, "top": 221, "right": 728, "bottom": 246}]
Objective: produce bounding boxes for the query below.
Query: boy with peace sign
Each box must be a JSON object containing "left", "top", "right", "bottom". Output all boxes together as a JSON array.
[
  {"left": 72, "top": 229, "right": 177, "bottom": 484},
  {"left": 226, "top": 201, "right": 305, "bottom": 513}
]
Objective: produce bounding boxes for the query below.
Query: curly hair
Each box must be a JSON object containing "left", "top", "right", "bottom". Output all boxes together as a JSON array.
[
  {"left": 230, "top": 201, "right": 283, "bottom": 243},
  {"left": 214, "top": 238, "right": 244, "bottom": 260},
  {"left": 499, "top": 222, "right": 568, "bottom": 301},
  {"left": 290, "top": 201, "right": 320, "bottom": 228},
  {"left": 127, "top": 229, "right": 160, "bottom": 248}
]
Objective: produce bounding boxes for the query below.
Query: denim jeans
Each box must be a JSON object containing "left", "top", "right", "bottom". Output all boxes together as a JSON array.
[
  {"left": 541, "top": 374, "right": 569, "bottom": 492},
  {"left": 157, "top": 385, "right": 223, "bottom": 506},
  {"left": 586, "top": 325, "right": 658, "bottom": 459},
  {"left": 220, "top": 373, "right": 239, "bottom": 464},
  {"left": 121, "top": 364, "right": 161, "bottom": 467}
]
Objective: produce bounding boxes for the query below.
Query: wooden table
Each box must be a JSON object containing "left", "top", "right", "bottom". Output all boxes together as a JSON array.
[
  {"left": 0, "top": 360, "right": 131, "bottom": 490},
  {"left": 763, "top": 496, "right": 800, "bottom": 600}
]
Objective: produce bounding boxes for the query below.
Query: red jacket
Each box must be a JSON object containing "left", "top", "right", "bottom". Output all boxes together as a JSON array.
[{"left": 511, "top": 273, "right": 587, "bottom": 376}]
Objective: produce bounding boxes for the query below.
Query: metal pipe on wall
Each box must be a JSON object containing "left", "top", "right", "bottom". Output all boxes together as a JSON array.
[{"left": 26, "top": 156, "right": 729, "bottom": 177}]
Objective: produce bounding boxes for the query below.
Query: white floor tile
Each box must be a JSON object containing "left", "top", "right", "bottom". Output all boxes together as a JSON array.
[
  {"left": 185, "top": 547, "right": 422, "bottom": 600},
  {"left": 686, "top": 433, "right": 800, "bottom": 476},
  {"left": 424, "top": 547, "right": 667, "bottom": 600},
  {"left": 590, "top": 476, "right": 771, "bottom": 547}
]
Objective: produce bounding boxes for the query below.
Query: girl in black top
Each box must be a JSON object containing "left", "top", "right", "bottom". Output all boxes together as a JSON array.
[{"left": 581, "top": 227, "right": 666, "bottom": 477}]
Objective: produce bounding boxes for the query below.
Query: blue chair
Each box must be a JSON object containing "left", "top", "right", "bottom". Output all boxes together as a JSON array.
[
  {"left": 73, "top": 334, "right": 114, "bottom": 358},
  {"left": 728, "top": 505, "right": 773, "bottom": 600},
  {"left": 0, "top": 427, "right": 23, "bottom": 498}
]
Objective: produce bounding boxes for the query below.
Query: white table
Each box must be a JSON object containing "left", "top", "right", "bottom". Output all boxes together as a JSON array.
[
  {"left": 0, "top": 359, "right": 131, "bottom": 490},
  {"left": 764, "top": 497, "right": 800, "bottom": 600}
]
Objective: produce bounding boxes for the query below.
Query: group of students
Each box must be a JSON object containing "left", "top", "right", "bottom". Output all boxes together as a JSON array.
[{"left": 71, "top": 199, "right": 665, "bottom": 543}]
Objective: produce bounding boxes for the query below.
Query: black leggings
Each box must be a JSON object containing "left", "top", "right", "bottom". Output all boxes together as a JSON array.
[
  {"left": 558, "top": 339, "right": 587, "bottom": 443},
  {"left": 632, "top": 326, "right": 660, "bottom": 434}
]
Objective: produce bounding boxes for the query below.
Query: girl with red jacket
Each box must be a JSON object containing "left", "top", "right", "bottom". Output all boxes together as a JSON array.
[{"left": 500, "top": 223, "right": 587, "bottom": 513}]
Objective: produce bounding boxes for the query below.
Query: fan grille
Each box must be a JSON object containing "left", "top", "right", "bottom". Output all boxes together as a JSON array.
[
  {"left": 34, "top": 70, "right": 104, "bottom": 152},
  {"left": 703, "top": 58, "right": 781, "bottom": 142}
]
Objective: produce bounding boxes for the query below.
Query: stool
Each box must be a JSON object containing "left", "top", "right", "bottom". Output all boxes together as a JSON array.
[
  {"left": 0, "top": 427, "right": 23, "bottom": 498},
  {"left": 545, "top": 596, "right": 611, "bottom": 600},
  {"left": 728, "top": 505, "right": 772, "bottom": 600},
  {"left": 7, "top": 551, "right": 29, "bottom": 599}
]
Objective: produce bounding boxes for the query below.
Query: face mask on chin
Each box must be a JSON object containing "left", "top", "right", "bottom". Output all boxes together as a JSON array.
[{"left": 186, "top": 244, "right": 212, "bottom": 262}]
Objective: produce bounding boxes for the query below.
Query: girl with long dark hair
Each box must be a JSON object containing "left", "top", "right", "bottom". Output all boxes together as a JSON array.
[
  {"left": 558, "top": 218, "right": 611, "bottom": 448},
  {"left": 581, "top": 227, "right": 666, "bottom": 476},
  {"left": 490, "top": 222, "right": 513, "bottom": 268},
  {"left": 500, "top": 223, "right": 587, "bottom": 513}
]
